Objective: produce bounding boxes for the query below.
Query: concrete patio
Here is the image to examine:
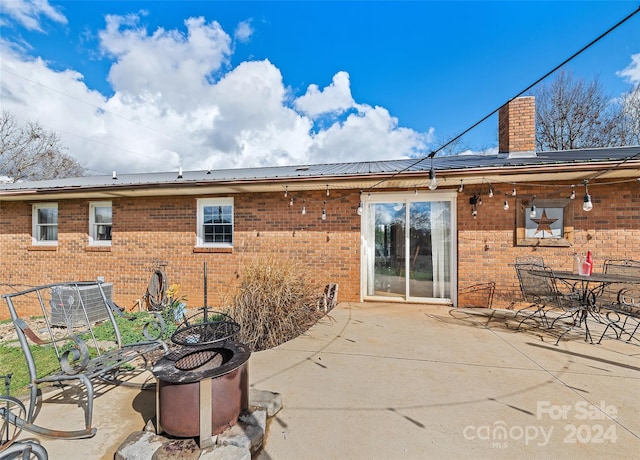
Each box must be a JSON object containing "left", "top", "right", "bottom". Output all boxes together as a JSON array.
[{"left": 15, "top": 302, "right": 640, "bottom": 459}]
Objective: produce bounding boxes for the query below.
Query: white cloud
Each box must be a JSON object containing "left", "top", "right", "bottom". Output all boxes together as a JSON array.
[
  {"left": 0, "top": 11, "right": 433, "bottom": 175},
  {"left": 306, "top": 105, "right": 431, "bottom": 163},
  {"left": 234, "top": 20, "right": 253, "bottom": 43},
  {"left": 294, "top": 71, "right": 356, "bottom": 117},
  {"left": 1, "top": 0, "right": 67, "bottom": 31},
  {"left": 99, "top": 15, "right": 232, "bottom": 112},
  {"left": 617, "top": 53, "right": 640, "bottom": 85}
]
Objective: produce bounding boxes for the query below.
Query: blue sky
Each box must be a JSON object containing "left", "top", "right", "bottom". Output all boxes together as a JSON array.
[{"left": 1, "top": 1, "right": 639, "bottom": 175}]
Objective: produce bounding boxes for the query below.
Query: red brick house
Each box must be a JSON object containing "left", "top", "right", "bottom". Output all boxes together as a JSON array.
[{"left": 1, "top": 97, "right": 639, "bottom": 318}]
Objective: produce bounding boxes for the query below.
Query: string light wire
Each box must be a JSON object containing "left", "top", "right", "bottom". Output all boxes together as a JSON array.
[
  {"left": 279, "top": 6, "right": 640, "bottom": 216},
  {"left": 360, "top": 5, "right": 640, "bottom": 194}
]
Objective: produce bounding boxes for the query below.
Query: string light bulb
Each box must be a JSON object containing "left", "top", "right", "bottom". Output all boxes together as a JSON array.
[
  {"left": 322, "top": 202, "right": 327, "bottom": 220},
  {"left": 289, "top": 197, "right": 294, "bottom": 206},
  {"left": 583, "top": 184, "right": 593, "bottom": 211},
  {"left": 284, "top": 186, "right": 288, "bottom": 197},
  {"left": 529, "top": 196, "right": 536, "bottom": 218},
  {"left": 357, "top": 202, "right": 363, "bottom": 216},
  {"left": 458, "top": 180, "right": 464, "bottom": 193},
  {"left": 301, "top": 201, "right": 306, "bottom": 215},
  {"left": 570, "top": 186, "right": 576, "bottom": 200},
  {"left": 511, "top": 185, "right": 517, "bottom": 196},
  {"left": 503, "top": 200, "right": 509, "bottom": 211},
  {"left": 428, "top": 167, "right": 437, "bottom": 190},
  {"left": 488, "top": 186, "right": 493, "bottom": 198},
  {"left": 472, "top": 208, "right": 478, "bottom": 218},
  {"left": 326, "top": 185, "right": 330, "bottom": 197}
]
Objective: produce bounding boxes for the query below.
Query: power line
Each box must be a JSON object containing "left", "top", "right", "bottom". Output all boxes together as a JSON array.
[{"left": 363, "top": 4, "right": 640, "bottom": 194}]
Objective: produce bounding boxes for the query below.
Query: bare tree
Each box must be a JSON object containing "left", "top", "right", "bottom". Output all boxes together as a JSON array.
[
  {"left": 0, "top": 111, "right": 84, "bottom": 182},
  {"left": 616, "top": 85, "right": 640, "bottom": 146},
  {"left": 534, "top": 71, "right": 623, "bottom": 151}
]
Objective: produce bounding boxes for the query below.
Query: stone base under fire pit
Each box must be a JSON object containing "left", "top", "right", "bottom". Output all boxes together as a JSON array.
[{"left": 115, "top": 389, "right": 282, "bottom": 460}]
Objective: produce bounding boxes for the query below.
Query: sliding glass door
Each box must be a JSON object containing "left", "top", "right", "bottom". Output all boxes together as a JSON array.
[{"left": 363, "top": 192, "right": 456, "bottom": 302}]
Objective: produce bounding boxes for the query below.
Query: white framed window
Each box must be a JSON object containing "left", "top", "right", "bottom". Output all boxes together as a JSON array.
[
  {"left": 197, "top": 198, "right": 234, "bottom": 247},
  {"left": 32, "top": 203, "right": 58, "bottom": 245},
  {"left": 89, "top": 201, "right": 112, "bottom": 246}
]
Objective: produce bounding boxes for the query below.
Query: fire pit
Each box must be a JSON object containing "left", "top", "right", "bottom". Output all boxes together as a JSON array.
[{"left": 152, "top": 309, "right": 250, "bottom": 447}]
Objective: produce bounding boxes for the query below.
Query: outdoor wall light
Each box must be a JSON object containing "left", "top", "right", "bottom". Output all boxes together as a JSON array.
[{"left": 470, "top": 195, "right": 479, "bottom": 218}]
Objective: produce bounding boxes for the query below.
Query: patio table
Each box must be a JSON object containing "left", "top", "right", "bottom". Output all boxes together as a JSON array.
[{"left": 528, "top": 269, "right": 640, "bottom": 343}]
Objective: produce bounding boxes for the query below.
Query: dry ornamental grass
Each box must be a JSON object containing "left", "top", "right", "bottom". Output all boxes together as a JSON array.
[{"left": 230, "top": 257, "right": 325, "bottom": 351}]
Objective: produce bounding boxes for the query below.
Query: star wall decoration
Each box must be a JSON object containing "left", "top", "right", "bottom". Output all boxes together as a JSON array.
[{"left": 530, "top": 209, "right": 558, "bottom": 237}]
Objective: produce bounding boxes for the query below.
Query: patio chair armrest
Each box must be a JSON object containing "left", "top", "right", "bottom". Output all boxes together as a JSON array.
[{"left": 13, "top": 318, "right": 51, "bottom": 346}]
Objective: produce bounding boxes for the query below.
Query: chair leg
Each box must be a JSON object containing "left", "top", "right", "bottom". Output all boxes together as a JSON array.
[
  {"left": 553, "top": 309, "right": 586, "bottom": 345},
  {"left": 550, "top": 309, "right": 579, "bottom": 329},
  {"left": 515, "top": 302, "right": 547, "bottom": 326},
  {"left": 625, "top": 320, "right": 640, "bottom": 343}
]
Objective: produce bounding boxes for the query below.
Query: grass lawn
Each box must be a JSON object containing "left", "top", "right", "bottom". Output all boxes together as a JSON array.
[{"left": 0, "top": 311, "right": 175, "bottom": 397}]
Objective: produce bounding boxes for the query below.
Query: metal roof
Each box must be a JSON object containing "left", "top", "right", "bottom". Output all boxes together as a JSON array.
[{"left": 1, "top": 145, "right": 639, "bottom": 200}]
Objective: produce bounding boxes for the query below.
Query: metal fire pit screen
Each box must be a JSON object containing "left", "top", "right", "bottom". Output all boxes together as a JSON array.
[
  {"left": 153, "top": 309, "right": 249, "bottom": 448},
  {"left": 171, "top": 320, "right": 240, "bottom": 347}
]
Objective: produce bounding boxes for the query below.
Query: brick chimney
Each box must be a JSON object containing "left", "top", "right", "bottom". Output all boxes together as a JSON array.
[{"left": 498, "top": 96, "right": 536, "bottom": 157}]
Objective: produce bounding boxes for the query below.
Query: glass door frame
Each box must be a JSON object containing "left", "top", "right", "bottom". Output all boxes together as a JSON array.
[{"left": 360, "top": 190, "right": 457, "bottom": 304}]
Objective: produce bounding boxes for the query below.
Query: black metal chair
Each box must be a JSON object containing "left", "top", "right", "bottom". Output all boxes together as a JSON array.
[
  {"left": 596, "top": 260, "right": 640, "bottom": 343},
  {"left": 515, "top": 256, "right": 545, "bottom": 267},
  {"left": 514, "top": 263, "right": 561, "bottom": 329},
  {"left": 515, "top": 264, "right": 585, "bottom": 344}
]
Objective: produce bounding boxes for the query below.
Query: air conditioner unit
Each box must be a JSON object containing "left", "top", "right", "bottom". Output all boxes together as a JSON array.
[{"left": 49, "top": 283, "right": 113, "bottom": 327}]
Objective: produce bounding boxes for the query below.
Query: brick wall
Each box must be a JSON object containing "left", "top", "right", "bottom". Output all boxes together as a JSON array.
[
  {"left": 456, "top": 181, "right": 640, "bottom": 309},
  {"left": 498, "top": 97, "right": 536, "bottom": 153},
  {"left": 1, "top": 181, "right": 638, "bottom": 319},
  {"left": 0, "top": 190, "right": 362, "bottom": 319}
]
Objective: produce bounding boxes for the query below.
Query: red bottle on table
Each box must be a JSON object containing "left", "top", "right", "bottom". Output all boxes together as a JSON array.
[{"left": 586, "top": 251, "right": 594, "bottom": 275}]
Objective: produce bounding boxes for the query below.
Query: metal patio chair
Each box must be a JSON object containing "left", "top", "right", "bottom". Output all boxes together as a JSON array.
[
  {"left": 515, "top": 256, "right": 545, "bottom": 267},
  {"left": 596, "top": 259, "right": 640, "bottom": 343},
  {"left": 514, "top": 263, "right": 560, "bottom": 329}
]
